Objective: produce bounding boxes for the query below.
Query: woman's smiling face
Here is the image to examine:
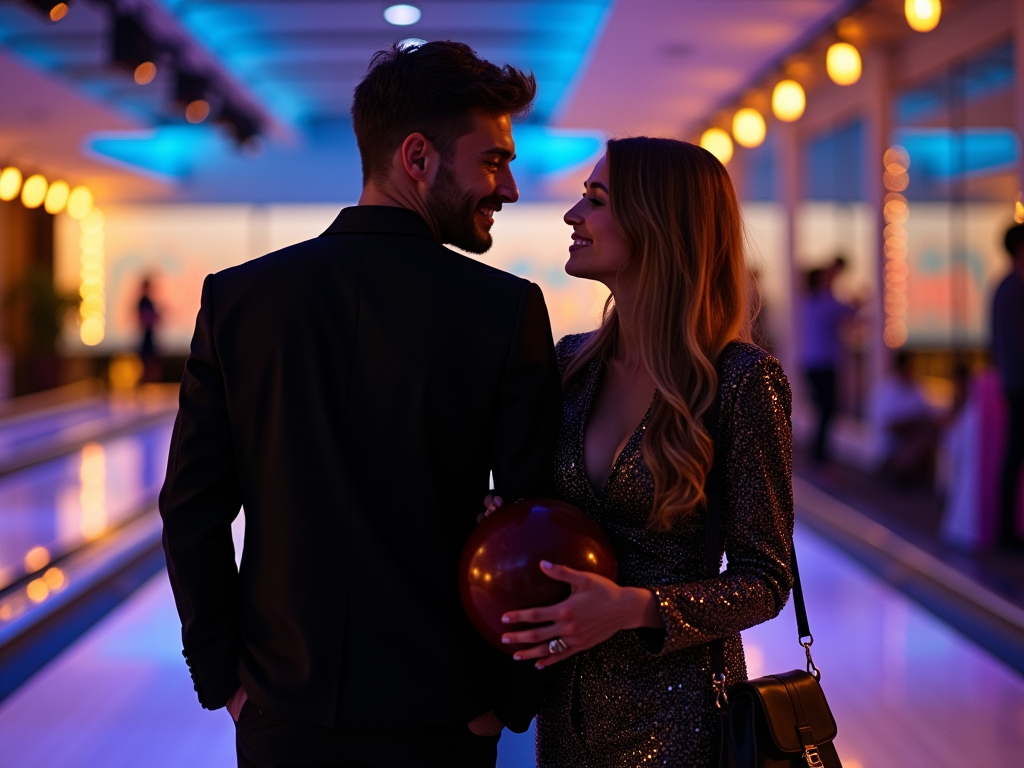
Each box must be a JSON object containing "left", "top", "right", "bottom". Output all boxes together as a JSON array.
[{"left": 563, "top": 155, "right": 631, "bottom": 286}]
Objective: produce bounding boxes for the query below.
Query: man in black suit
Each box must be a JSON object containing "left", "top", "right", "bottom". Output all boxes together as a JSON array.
[{"left": 159, "top": 41, "right": 561, "bottom": 768}]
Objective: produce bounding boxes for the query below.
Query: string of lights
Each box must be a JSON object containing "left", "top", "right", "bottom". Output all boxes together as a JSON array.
[
  {"left": 882, "top": 146, "right": 911, "bottom": 349},
  {"left": 697, "top": 1, "right": 942, "bottom": 165}
]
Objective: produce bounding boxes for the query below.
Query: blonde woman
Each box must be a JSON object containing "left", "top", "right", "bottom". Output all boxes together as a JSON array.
[{"left": 486, "top": 138, "right": 795, "bottom": 766}]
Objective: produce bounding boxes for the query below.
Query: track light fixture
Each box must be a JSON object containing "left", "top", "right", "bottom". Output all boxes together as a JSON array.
[
  {"left": 20, "top": 0, "right": 69, "bottom": 22},
  {"left": 112, "top": 14, "right": 156, "bottom": 72}
]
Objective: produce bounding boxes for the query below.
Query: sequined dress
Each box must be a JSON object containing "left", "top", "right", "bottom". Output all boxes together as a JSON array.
[{"left": 535, "top": 336, "right": 795, "bottom": 768}]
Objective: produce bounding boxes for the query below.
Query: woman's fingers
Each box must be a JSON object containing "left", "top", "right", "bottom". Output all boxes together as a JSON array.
[
  {"left": 510, "top": 642, "right": 575, "bottom": 668},
  {"left": 481, "top": 494, "right": 503, "bottom": 517},
  {"left": 534, "top": 646, "right": 574, "bottom": 669},
  {"left": 501, "top": 621, "right": 567, "bottom": 647},
  {"left": 501, "top": 604, "right": 563, "bottom": 626},
  {"left": 539, "top": 560, "right": 591, "bottom": 586}
]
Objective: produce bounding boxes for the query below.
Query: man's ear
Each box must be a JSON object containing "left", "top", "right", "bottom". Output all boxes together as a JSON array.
[{"left": 399, "top": 132, "right": 437, "bottom": 184}]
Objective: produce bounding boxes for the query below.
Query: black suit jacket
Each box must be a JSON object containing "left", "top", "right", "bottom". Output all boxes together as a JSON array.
[{"left": 159, "top": 206, "right": 561, "bottom": 731}]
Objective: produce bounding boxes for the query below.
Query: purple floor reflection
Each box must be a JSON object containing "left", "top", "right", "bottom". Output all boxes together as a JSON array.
[
  {"left": 0, "top": 422, "right": 172, "bottom": 591},
  {"left": 0, "top": 523, "right": 1021, "bottom": 767},
  {"left": 742, "top": 526, "right": 1024, "bottom": 768}
]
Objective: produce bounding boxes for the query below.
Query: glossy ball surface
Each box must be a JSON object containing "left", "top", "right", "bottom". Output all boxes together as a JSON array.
[{"left": 459, "top": 498, "right": 618, "bottom": 652}]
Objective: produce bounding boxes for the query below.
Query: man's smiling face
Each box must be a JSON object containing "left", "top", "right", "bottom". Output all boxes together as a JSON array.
[{"left": 426, "top": 110, "right": 519, "bottom": 254}]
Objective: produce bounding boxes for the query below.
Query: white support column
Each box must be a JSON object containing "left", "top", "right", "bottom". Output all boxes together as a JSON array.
[
  {"left": 861, "top": 44, "right": 893, "bottom": 422},
  {"left": 775, "top": 120, "right": 803, "bottom": 406}
]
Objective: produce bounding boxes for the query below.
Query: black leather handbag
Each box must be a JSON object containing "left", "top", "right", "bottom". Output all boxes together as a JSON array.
[{"left": 704, "top": 397, "right": 841, "bottom": 768}]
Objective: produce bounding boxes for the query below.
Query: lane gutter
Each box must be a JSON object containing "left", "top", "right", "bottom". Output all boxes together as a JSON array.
[{"left": 794, "top": 475, "right": 1024, "bottom": 675}]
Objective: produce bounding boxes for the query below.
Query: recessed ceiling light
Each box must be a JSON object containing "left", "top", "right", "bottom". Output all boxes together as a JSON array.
[{"left": 384, "top": 4, "right": 421, "bottom": 26}]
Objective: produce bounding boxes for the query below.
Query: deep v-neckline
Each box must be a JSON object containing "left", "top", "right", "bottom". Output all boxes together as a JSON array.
[{"left": 578, "top": 358, "right": 656, "bottom": 500}]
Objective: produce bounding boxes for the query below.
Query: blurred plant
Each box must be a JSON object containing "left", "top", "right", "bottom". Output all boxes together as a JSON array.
[{"left": 6, "top": 266, "right": 80, "bottom": 352}]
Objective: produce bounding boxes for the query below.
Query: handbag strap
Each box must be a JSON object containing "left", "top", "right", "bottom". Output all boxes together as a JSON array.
[{"left": 704, "top": 375, "right": 818, "bottom": 683}]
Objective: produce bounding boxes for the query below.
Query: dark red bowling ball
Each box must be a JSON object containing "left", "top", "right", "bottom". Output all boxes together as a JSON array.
[{"left": 459, "top": 498, "right": 618, "bottom": 652}]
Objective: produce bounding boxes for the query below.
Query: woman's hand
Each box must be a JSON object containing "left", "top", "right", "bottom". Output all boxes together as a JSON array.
[
  {"left": 477, "top": 493, "right": 503, "bottom": 523},
  {"left": 499, "top": 561, "right": 663, "bottom": 669}
]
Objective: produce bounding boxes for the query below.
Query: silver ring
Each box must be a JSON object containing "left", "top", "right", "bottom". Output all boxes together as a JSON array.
[{"left": 548, "top": 638, "right": 567, "bottom": 655}]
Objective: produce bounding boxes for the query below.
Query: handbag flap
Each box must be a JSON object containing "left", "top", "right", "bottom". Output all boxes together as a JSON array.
[{"left": 728, "top": 669, "right": 837, "bottom": 753}]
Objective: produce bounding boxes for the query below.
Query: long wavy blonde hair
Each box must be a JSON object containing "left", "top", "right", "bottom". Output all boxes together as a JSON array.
[{"left": 564, "top": 138, "right": 751, "bottom": 530}]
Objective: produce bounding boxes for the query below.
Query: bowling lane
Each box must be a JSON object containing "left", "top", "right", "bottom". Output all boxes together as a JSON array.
[
  {"left": 0, "top": 391, "right": 177, "bottom": 477},
  {"left": 0, "top": 421, "right": 172, "bottom": 593},
  {"left": 3, "top": 520, "right": 1023, "bottom": 767},
  {"left": 741, "top": 526, "right": 1024, "bottom": 768}
]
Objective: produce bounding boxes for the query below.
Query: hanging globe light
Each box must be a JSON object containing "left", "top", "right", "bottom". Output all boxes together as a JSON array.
[
  {"left": 905, "top": 0, "right": 940, "bottom": 32},
  {"left": 826, "top": 42, "right": 862, "bottom": 86},
  {"left": 699, "top": 128, "right": 734, "bottom": 164},
  {"left": 772, "top": 80, "right": 806, "bottom": 122},
  {"left": 732, "top": 108, "right": 766, "bottom": 149}
]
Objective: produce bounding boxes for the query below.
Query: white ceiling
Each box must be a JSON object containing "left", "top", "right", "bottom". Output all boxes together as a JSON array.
[{"left": 558, "top": 0, "right": 847, "bottom": 138}]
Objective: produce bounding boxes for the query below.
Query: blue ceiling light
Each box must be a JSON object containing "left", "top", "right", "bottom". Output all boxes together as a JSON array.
[
  {"left": 87, "top": 126, "right": 229, "bottom": 180},
  {"left": 893, "top": 128, "right": 1019, "bottom": 178},
  {"left": 512, "top": 126, "right": 605, "bottom": 178},
  {"left": 384, "top": 4, "right": 421, "bottom": 26}
]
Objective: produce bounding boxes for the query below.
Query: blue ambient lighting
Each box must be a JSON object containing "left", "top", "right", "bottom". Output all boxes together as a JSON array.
[
  {"left": 511, "top": 126, "right": 605, "bottom": 178},
  {"left": 384, "top": 5, "right": 421, "bottom": 26},
  {"left": 893, "top": 128, "right": 1019, "bottom": 178},
  {"left": 87, "top": 126, "right": 229, "bottom": 180}
]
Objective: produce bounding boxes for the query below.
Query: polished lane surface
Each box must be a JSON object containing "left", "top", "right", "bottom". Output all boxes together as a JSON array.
[
  {"left": 0, "top": 422, "right": 172, "bottom": 592},
  {"left": 0, "top": 392, "right": 175, "bottom": 476},
  {"left": 1, "top": 520, "right": 1022, "bottom": 767}
]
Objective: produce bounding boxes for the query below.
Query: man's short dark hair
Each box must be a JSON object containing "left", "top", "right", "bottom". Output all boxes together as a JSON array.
[
  {"left": 351, "top": 41, "right": 537, "bottom": 185},
  {"left": 1005, "top": 223, "right": 1024, "bottom": 259}
]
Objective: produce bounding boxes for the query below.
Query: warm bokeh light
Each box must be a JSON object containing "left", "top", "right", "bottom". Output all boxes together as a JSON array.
[
  {"left": 882, "top": 149, "right": 911, "bottom": 349},
  {"left": 1015, "top": 193, "right": 1024, "bottom": 225},
  {"left": 24, "top": 546, "right": 50, "bottom": 573},
  {"left": 0, "top": 166, "right": 23, "bottom": 201},
  {"left": 67, "top": 185, "right": 94, "bottom": 220},
  {"left": 826, "top": 42, "right": 861, "bottom": 86},
  {"left": 186, "top": 99, "right": 210, "bottom": 124},
  {"left": 905, "top": 0, "right": 941, "bottom": 32},
  {"left": 699, "top": 127, "right": 733, "bottom": 164},
  {"left": 384, "top": 4, "right": 421, "bottom": 25},
  {"left": 772, "top": 80, "right": 805, "bottom": 122},
  {"left": 21, "top": 174, "right": 48, "bottom": 208},
  {"left": 79, "top": 442, "right": 107, "bottom": 539},
  {"left": 49, "top": 2, "right": 67, "bottom": 22},
  {"left": 79, "top": 208, "right": 106, "bottom": 346},
  {"left": 883, "top": 145, "right": 910, "bottom": 170},
  {"left": 43, "top": 567, "right": 66, "bottom": 591},
  {"left": 109, "top": 354, "right": 144, "bottom": 391},
  {"left": 44, "top": 179, "right": 70, "bottom": 214},
  {"left": 134, "top": 61, "right": 157, "bottom": 85},
  {"left": 26, "top": 579, "right": 49, "bottom": 603},
  {"left": 732, "top": 108, "right": 766, "bottom": 148}
]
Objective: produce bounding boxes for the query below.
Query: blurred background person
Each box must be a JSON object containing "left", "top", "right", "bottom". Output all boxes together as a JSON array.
[
  {"left": 993, "top": 224, "right": 1024, "bottom": 549},
  {"left": 798, "top": 256, "right": 857, "bottom": 463},
  {"left": 137, "top": 275, "right": 160, "bottom": 383},
  {"left": 871, "top": 350, "right": 937, "bottom": 485}
]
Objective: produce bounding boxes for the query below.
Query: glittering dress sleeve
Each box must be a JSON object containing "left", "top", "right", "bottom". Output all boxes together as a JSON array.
[{"left": 649, "top": 353, "right": 794, "bottom": 655}]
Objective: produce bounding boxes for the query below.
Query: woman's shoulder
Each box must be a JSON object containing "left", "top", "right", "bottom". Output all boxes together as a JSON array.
[
  {"left": 717, "top": 341, "right": 790, "bottom": 408},
  {"left": 555, "top": 332, "right": 594, "bottom": 375}
]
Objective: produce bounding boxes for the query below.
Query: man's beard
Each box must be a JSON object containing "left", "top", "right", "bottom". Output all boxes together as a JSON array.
[{"left": 426, "top": 161, "right": 499, "bottom": 254}]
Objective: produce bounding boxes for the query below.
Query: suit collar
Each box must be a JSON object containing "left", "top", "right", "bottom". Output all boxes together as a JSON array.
[{"left": 321, "top": 205, "right": 438, "bottom": 241}]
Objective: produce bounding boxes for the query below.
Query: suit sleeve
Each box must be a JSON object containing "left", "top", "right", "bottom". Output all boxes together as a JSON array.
[
  {"left": 490, "top": 281, "right": 563, "bottom": 732},
  {"left": 159, "top": 274, "right": 243, "bottom": 710}
]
